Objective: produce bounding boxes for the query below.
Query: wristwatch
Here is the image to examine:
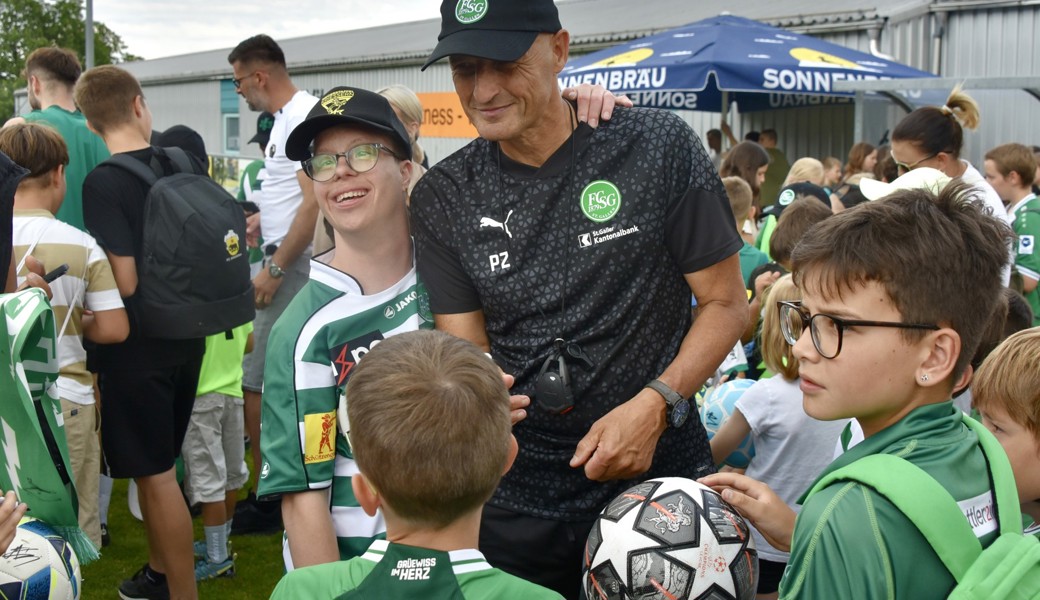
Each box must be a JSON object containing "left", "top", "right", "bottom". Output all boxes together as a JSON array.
[
  {"left": 644, "top": 379, "right": 690, "bottom": 428},
  {"left": 268, "top": 260, "right": 285, "bottom": 279}
]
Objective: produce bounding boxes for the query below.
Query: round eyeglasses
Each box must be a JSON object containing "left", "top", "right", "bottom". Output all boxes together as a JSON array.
[
  {"left": 302, "top": 143, "right": 404, "bottom": 182},
  {"left": 777, "top": 301, "right": 939, "bottom": 359}
]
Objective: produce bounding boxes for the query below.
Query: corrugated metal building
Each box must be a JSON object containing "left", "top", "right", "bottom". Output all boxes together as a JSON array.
[{"left": 20, "top": 0, "right": 1038, "bottom": 168}]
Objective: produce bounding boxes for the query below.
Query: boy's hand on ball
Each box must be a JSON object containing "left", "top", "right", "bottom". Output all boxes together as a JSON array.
[
  {"left": 0, "top": 490, "right": 28, "bottom": 553},
  {"left": 699, "top": 472, "right": 795, "bottom": 551},
  {"left": 500, "top": 372, "right": 529, "bottom": 425}
]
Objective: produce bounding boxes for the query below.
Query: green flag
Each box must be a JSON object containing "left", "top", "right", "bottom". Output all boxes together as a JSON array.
[{"left": 0, "top": 289, "right": 98, "bottom": 563}]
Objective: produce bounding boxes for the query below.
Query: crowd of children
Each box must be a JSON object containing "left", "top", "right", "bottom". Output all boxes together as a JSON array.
[{"left": 2, "top": 24, "right": 1040, "bottom": 600}]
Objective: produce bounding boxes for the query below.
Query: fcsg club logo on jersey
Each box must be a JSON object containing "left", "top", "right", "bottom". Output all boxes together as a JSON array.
[{"left": 580, "top": 180, "right": 622, "bottom": 223}]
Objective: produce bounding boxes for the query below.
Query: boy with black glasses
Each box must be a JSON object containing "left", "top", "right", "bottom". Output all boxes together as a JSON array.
[{"left": 703, "top": 182, "right": 1014, "bottom": 599}]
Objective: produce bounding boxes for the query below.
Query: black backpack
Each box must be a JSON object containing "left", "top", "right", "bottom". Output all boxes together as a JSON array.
[{"left": 106, "top": 147, "right": 254, "bottom": 339}]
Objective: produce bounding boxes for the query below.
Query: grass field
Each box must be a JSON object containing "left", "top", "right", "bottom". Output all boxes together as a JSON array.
[{"left": 80, "top": 480, "right": 284, "bottom": 599}]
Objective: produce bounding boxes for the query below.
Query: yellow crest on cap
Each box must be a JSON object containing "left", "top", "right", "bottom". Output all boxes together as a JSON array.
[{"left": 322, "top": 90, "right": 356, "bottom": 115}]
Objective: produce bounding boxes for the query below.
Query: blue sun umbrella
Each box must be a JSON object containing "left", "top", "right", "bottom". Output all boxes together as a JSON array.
[{"left": 558, "top": 14, "right": 938, "bottom": 112}]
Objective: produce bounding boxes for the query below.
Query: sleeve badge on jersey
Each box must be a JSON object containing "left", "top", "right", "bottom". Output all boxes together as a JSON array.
[
  {"left": 303, "top": 411, "right": 337, "bottom": 464},
  {"left": 1020, "top": 235, "right": 1035, "bottom": 255}
]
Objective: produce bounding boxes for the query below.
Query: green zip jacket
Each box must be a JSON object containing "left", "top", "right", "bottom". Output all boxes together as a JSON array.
[{"left": 780, "top": 402, "right": 999, "bottom": 599}]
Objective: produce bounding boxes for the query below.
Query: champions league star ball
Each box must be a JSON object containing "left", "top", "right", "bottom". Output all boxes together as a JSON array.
[
  {"left": 0, "top": 518, "right": 81, "bottom": 600},
  {"left": 583, "top": 477, "right": 758, "bottom": 600},
  {"left": 699, "top": 380, "right": 756, "bottom": 468}
]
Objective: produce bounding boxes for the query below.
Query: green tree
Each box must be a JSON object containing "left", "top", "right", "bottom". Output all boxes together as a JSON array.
[{"left": 0, "top": 0, "right": 139, "bottom": 119}]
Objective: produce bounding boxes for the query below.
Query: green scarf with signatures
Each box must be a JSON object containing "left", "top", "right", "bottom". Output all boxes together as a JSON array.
[{"left": 0, "top": 289, "right": 98, "bottom": 563}]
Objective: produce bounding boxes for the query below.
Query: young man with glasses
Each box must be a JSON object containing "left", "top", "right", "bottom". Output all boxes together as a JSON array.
[
  {"left": 703, "top": 182, "right": 1014, "bottom": 599},
  {"left": 255, "top": 86, "right": 432, "bottom": 571},
  {"left": 226, "top": 35, "right": 319, "bottom": 534}
]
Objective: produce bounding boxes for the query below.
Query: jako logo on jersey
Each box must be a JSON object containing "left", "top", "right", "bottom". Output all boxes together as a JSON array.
[
  {"left": 260, "top": 461, "right": 270, "bottom": 479},
  {"left": 389, "top": 291, "right": 418, "bottom": 316},
  {"left": 329, "top": 331, "right": 386, "bottom": 386},
  {"left": 479, "top": 210, "right": 513, "bottom": 238},
  {"left": 268, "top": 143, "right": 276, "bottom": 158},
  {"left": 489, "top": 251, "right": 511, "bottom": 272},
  {"left": 304, "top": 411, "right": 337, "bottom": 464},
  {"left": 455, "top": 0, "right": 488, "bottom": 24}
]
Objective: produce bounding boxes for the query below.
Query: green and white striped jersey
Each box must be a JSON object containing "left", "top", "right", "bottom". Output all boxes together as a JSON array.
[{"left": 258, "top": 256, "right": 432, "bottom": 565}]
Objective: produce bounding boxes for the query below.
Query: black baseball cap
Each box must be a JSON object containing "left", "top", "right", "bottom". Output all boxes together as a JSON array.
[
  {"left": 422, "top": 0, "right": 563, "bottom": 70},
  {"left": 285, "top": 87, "right": 412, "bottom": 162},
  {"left": 248, "top": 112, "right": 275, "bottom": 145},
  {"left": 762, "top": 182, "right": 831, "bottom": 219}
]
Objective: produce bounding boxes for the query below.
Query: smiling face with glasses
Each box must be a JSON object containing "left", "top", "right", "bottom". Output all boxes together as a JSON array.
[
  {"left": 303, "top": 126, "right": 412, "bottom": 240},
  {"left": 302, "top": 142, "right": 405, "bottom": 182}
]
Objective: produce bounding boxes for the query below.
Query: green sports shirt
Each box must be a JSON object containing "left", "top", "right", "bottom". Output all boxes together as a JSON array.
[
  {"left": 25, "top": 106, "right": 110, "bottom": 232},
  {"left": 1010, "top": 194, "right": 1040, "bottom": 325},
  {"left": 780, "top": 402, "right": 998, "bottom": 599},
  {"left": 270, "top": 540, "right": 565, "bottom": 600},
  {"left": 257, "top": 255, "right": 432, "bottom": 562}
]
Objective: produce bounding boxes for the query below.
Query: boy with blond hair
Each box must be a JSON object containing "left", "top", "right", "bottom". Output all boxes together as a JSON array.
[
  {"left": 703, "top": 183, "right": 1014, "bottom": 598},
  {"left": 972, "top": 327, "right": 1040, "bottom": 536},
  {"left": 723, "top": 176, "right": 769, "bottom": 287},
  {"left": 270, "top": 330, "right": 562, "bottom": 599}
]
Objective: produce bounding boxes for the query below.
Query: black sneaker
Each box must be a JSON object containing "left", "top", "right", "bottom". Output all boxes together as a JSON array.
[
  {"left": 101, "top": 523, "right": 111, "bottom": 547},
  {"left": 230, "top": 494, "right": 282, "bottom": 535},
  {"left": 118, "top": 564, "right": 170, "bottom": 600}
]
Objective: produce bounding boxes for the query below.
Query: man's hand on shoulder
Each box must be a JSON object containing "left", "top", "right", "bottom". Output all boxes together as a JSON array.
[
  {"left": 570, "top": 388, "right": 667, "bottom": 481},
  {"left": 562, "top": 84, "right": 633, "bottom": 128}
]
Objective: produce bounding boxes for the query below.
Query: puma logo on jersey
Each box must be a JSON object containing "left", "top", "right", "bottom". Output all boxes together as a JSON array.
[{"left": 479, "top": 210, "right": 513, "bottom": 238}]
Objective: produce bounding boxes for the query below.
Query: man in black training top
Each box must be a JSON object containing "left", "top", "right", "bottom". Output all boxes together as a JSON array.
[{"left": 411, "top": 1, "right": 749, "bottom": 597}]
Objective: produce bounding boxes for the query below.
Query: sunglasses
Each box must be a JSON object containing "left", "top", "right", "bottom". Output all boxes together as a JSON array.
[{"left": 891, "top": 150, "right": 939, "bottom": 174}]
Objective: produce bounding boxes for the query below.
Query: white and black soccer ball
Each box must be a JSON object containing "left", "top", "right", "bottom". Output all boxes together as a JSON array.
[
  {"left": 0, "top": 518, "right": 81, "bottom": 600},
  {"left": 583, "top": 477, "right": 758, "bottom": 600}
]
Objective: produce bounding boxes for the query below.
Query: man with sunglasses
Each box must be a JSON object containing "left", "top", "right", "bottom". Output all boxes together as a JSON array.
[
  {"left": 226, "top": 35, "right": 319, "bottom": 533},
  {"left": 256, "top": 86, "right": 432, "bottom": 571}
]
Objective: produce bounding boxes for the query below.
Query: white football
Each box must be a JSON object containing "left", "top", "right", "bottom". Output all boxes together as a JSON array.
[
  {"left": 0, "top": 518, "right": 81, "bottom": 600},
  {"left": 583, "top": 477, "right": 758, "bottom": 600}
]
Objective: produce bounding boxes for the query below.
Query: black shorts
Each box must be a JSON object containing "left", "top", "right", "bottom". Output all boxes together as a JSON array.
[
  {"left": 480, "top": 504, "right": 595, "bottom": 600},
  {"left": 757, "top": 557, "right": 787, "bottom": 593},
  {"left": 98, "top": 357, "right": 202, "bottom": 479}
]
